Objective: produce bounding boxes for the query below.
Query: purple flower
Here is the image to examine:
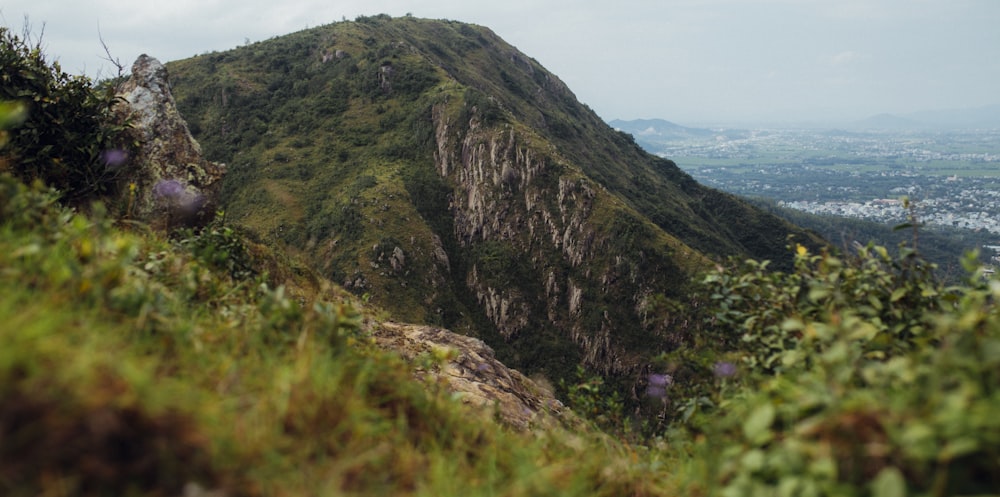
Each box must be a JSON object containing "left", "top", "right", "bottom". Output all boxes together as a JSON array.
[
  {"left": 645, "top": 373, "right": 672, "bottom": 399},
  {"left": 645, "top": 385, "right": 668, "bottom": 399},
  {"left": 153, "top": 179, "right": 206, "bottom": 215},
  {"left": 153, "top": 179, "right": 185, "bottom": 199},
  {"left": 648, "top": 373, "right": 673, "bottom": 387},
  {"left": 713, "top": 361, "right": 737, "bottom": 378},
  {"left": 100, "top": 149, "right": 129, "bottom": 168}
]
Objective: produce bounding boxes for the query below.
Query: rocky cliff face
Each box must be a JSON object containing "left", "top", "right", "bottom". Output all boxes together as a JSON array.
[
  {"left": 432, "top": 103, "right": 703, "bottom": 375},
  {"left": 117, "top": 55, "right": 225, "bottom": 229}
]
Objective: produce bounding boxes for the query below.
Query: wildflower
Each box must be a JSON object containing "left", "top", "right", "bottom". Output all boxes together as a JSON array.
[
  {"left": 153, "top": 179, "right": 206, "bottom": 220},
  {"left": 100, "top": 149, "right": 129, "bottom": 168},
  {"left": 713, "top": 361, "right": 737, "bottom": 378},
  {"left": 645, "top": 373, "right": 673, "bottom": 399},
  {"left": 153, "top": 179, "right": 185, "bottom": 199},
  {"left": 646, "top": 385, "right": 667, "bottom": 399},
  {"left": 796, "top": 243, "right": 808, "bottom": 257},
  {"left": 648, "top": 373, "right": 673, "bottom": 387}
]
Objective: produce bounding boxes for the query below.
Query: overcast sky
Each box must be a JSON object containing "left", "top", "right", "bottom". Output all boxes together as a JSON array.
[{"left": 3, "top": 0, "right": 998, "bottom": 125}]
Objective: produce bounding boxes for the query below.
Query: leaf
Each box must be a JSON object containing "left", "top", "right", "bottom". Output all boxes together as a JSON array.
[
  {"left": 940, "top": 437, "right": 979, "bottom": 461},
  {"left": 0, "top": 100, "right": 28, "bottom": 129},
  {"left": 870, "top": 467, "right": 906, "bottom": 497},
  {"left": 890, "top": 287, "right": 907, "bottom": 303},
  {"left": 781, "top": 318, "right": 804, "bottom": 332},
  {"left": 743, "top": 403, "right": 775, "bottom": 445},
  {"left": 868, "top": 294, "right": 883, "bottom": 311},
  {"left": 777, "top": 476, "right": 801, "bottom": 497},
  {"left": 900, "top": 422, "right": 936, "bottom": 460},
  {"left": 807, "top": 456, "right": 837, "bottom": 479},
  {"left": 740, "top": 449, "right": 766, "bottom": 472},
  {"left": 807, "top": 286, "right": 829, "bottom": 302}
]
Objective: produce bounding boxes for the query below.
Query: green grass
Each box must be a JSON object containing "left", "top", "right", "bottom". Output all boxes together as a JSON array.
[
  {"left": 0, "top": 175, "right": 692, "bottom": 496},
  {"left": 9, "top": 171, "right": 1000, "bottom": 495}
]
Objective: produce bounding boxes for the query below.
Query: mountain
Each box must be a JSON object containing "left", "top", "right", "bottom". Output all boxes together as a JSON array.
[
  {"left": 851, "top": 105, "right": 1000, "bottom": 130},
  {"left": 608, "top": 118, "right": 716, "bottom": 140},
  {"left": 607, "top": 118, "right": 719, "bottom": 153},
  {"left": 608, "top": 118, "right": 749, "bottom": 155},
  {"left": 11, "top": 19, "right": 1000, "bottom": 497},
  {"left": 165, "top": 15, "right": 822, "bottom": 384}
]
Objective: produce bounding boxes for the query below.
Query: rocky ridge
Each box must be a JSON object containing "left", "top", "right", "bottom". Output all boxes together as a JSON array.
[
  {"left": 372, "top": 321, "right": 575, "bottom": 431},
  {"left": 433, "top": 102, "right": 701, "bottom": 375},
  {"left": 116, "top": 55, "right": 225, "bottom": 229},
  {"left": 115, "top": 53, "right": 564, "bottom": 430}
]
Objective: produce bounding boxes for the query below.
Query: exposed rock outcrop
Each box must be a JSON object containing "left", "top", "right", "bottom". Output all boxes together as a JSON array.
[
  {"left": 433, "top": 105, "right": 665, "bottom": 375},
  {"left": 372, "top": 321, "right": 577, "bottom": 431},
  {"left": 116, "top": 55, "right": 225, "bottom": 229}
]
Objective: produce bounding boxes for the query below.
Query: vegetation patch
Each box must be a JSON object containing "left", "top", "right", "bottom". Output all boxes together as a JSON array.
[{"left": 9, "top": 17, "right": 1000, "bottom": 496}]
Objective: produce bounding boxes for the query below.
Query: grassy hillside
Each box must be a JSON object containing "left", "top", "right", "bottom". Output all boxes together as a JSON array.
[
  {"left": 169, "top": 15, "right": 815, "bottom": 263},
  {"left": 8, "top": 24, "right": 1000, "bottom": 494},
  {"left": 7, "top": 169, "right": 1000, "bottom": 496},
  {"left": 166, "top": 15, "right": 823, "bottom": 387},
  {"left": 0, "top": 175, "right": 689, "bottom": 496}
]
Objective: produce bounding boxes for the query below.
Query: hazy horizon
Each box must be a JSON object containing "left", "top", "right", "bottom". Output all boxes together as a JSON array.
[
  {"left": 615, "top": 103, "right": 1000, "bottom": 130},
  {"left": 3, "top": 0, "right": 998, "bottom": 124}
]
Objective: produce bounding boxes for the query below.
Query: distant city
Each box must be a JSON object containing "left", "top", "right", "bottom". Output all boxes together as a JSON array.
[{"left": 611, "top": 120, "right": 1000, "bottom": 235}]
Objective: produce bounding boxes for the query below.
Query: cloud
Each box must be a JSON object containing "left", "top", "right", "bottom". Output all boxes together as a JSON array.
[
  {"left": 830, "top": 51, "right": 859, "bottom": 66},
  {"left": 5, "top": 0, "right": 999, "bottom": 122}
]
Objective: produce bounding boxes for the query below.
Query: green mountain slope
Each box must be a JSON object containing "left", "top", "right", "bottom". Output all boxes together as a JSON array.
[
  {"left": 10, "top": 23, "right": 1000, "bottom": 496},
  {"left": 166, "top": 15, "right": 821, "bottom": 382}
]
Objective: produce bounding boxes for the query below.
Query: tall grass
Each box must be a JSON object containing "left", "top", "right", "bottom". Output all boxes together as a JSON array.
[{"left": 0, "top": 175, "right": 683, "bottom": 496}]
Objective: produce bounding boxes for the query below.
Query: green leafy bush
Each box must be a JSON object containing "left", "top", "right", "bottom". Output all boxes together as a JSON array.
[
  {"left": 704, "top": 243, "right": 943, "bottom": 374},
  {"left": 175, "top": 215, "right": 256, "bottom": 280},
  {"left": 562, "top": 365, "right": 625, "bottom": 432},
  {"left": 0, "top": 27, "right": 137, "bottom": 205},
  {"left": 695, "top": 243, "right": 1000, "bottom": 496}
]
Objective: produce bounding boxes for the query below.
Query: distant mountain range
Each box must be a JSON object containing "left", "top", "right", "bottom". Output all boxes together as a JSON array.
[
  {"left": 607, "top": 118, "right": 747, "bottom": 150},
  {"left": 607, "top": 118, "right": 714, "bottom": 139},
  {"left": 613, "top": 105, "right": 1000, "bottom": 132},
  {"left": 851, "top": 105, "right": 1000, "bottom": 130}
]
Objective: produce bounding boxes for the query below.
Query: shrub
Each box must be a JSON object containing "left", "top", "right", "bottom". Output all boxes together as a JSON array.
[
  {"left": 561, "top": 365, "right": 625, "bottom": 434},
  {"left": 0, "top": 26, "right": 138, "bottom": 205},
  {"left": 704, "top": 243, "right": 943, "bottom": 375},
  {"left": 174, "top": 215, "right": 256, "bottom": 280},
  {"left": 694, "top": 243, "right": 1000, "bottom": 495}
]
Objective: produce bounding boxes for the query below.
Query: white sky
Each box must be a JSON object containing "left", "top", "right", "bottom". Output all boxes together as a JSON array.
[{"left": 3, "top": 0, "right": 998, "bottom": 125}]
